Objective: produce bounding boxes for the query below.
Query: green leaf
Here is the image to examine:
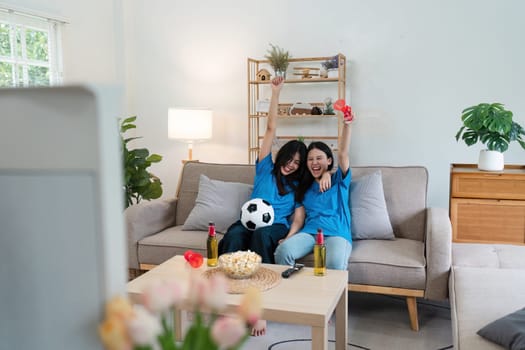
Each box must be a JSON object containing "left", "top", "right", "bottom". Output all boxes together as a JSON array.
[{"left": 147, "top": 154, "right": 162, "bottom": 163}]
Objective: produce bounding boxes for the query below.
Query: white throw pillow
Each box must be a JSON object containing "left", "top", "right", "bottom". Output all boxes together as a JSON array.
[
  {"left": 183, "top": 174, "right": 253, "bottom": 233},
  {"left": 350, "top": 171, "right": 395, "bottom": 240}
]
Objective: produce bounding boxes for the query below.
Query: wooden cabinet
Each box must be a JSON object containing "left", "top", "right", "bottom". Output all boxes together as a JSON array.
[
  {"left": 247, "top": 54, "right": 346, "bottom": 163},
  {"left": 449, "top": 163, "right": 525, "bottom": 244}
]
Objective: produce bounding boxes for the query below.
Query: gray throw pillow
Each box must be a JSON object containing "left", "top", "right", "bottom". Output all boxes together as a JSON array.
[
  {"left": 183, "top": 174, "right": 253, "bottom": 233},
  {"left": 477, "top": 307, "right": 525, "bottom": 350},
  {"left": 350, "top": 171, "right": 394, "bottom": 240}
]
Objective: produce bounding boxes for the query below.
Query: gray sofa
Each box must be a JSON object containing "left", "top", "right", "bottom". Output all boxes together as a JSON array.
[
  {"left": 126, "top": 161, "right": 452, "bottom": 330},
  {"left": 450, "top": 243, "right": 525, "bottom": 349}
]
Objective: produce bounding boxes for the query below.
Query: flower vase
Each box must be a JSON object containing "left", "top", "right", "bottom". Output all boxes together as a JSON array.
[
  {"left": 274, "top": 69, "right": 286, "bottom": 79},
  {"left": 478, "top": 150, "right": 504, "bottom": 171}
]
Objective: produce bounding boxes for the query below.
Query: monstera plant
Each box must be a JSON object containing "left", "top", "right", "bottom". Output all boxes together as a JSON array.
[
  {"left": 455, "top": 102, "right": 525, "bottom": 170},
  {"left": 120, "top": 116, "right": 163, "bottom": 208}
]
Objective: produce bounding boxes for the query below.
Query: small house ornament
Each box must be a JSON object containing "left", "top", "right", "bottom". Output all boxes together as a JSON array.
[{"left": 256, "top": 69, "right": 271, "bottom": 81}]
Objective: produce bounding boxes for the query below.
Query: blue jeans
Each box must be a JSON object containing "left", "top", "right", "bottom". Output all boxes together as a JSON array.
[
  {"left": 274, "top": 232, "right": 352, "bottom": 270},
  {"left": 218, "top": 220, "right": 288, "bottom": 264}
]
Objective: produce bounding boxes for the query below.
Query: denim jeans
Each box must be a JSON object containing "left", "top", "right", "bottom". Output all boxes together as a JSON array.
[
  {"left": 218, "top": 220, "right": 288, "bottom": 264},
  {"left": 274, "top": 232, "right": 352, "bottom": 270}
]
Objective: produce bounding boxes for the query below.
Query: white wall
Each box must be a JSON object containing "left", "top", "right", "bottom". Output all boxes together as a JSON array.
[
  {"left": 122, "top": 0, "right": 525, "bottom": 209},
  {"left": 10, "top": 0, "right": 524, "bottom": 209}
]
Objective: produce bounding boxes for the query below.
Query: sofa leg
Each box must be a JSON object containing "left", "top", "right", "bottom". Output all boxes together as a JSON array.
[{"left": 406, "top": 296, "right": 419, "bottom": 331}]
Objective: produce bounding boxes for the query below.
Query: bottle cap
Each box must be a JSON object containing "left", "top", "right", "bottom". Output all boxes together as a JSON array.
[{"left": 316, "top": 228, "right": 324, "bottom": 245}]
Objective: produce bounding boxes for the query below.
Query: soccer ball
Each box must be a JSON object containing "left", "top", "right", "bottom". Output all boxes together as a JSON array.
[{"left": 240, "top": 198, "right": 274, "bottom": 231}]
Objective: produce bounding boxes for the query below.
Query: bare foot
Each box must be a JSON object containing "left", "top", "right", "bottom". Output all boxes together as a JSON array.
[{"left": 251, "top": 319, "right": 267, "bottom": 336}]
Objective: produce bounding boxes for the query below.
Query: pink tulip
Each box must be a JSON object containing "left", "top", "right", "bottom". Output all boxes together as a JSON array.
[
  {"left": 142, "top": 279, "right": 182, "bottom": 314},
  {"left": 237, "top": 287, "right": 262, "bottom": 326},
  {"left": 211, "top": 316, "right": 246, "bottom": 348},
  {"left": 126, "top": 305, "right": 162, "bottom": 346},
  {"left": 203, "top": 273, "right": 228, "bottom": 311}
]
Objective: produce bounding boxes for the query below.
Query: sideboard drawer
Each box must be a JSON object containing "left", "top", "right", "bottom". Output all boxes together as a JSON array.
[
  {"left": 451, "top": 173, "right": 525, "bottom": 200},
  {"left": 450, "top": 198, "right": 525, "bottom": 244}
]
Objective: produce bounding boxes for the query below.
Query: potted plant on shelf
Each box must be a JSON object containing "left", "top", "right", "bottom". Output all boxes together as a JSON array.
[
  {"left": 455, "top": 102, "right": 525, "bottom": 171},
  {"left": 321, "top": 55, "right": 339, "bottom": 78},
  {"left": 121, "top": 116, "right": 163, "bottom": 208},
  {"left": 265, "top": 43, "right": 290, "bottom": 78}
]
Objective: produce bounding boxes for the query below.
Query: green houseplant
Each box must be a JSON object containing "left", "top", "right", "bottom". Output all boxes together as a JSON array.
[
  {"left": 121, "top": 116, "right": 163, "bottom": 208},
  {"left": 455, "top": 102, "right": 525, "bottom": 170},
  {"left": 265, "top": 43, "right": 290, "bottom": 77}
]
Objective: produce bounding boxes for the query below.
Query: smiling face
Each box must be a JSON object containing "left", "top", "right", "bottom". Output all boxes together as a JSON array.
[
  {"left": 280, "top": 152, "right": 301, "bottom": 176},
  {"left": 307, "top": 148, "right": 332, "bottom": 179}
]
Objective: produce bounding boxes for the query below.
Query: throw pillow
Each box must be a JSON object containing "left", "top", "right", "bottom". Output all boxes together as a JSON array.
[
  {"left": 183, "top": 174, "right": 253, "bottom": 233},
  {"left": 477, "top": 307, "right": 525, "bottom": 350},
  {"left": 350, "top": 171, "right": 395, "bottom": 240}
]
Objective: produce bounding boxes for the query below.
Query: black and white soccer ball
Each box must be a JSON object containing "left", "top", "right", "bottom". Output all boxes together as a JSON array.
[{"left": 240, "top": 198, "right": 274, "bottom": 231}]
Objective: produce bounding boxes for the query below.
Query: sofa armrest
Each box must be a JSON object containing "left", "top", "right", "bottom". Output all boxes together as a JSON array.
[
  {"left": 125, "top": 198, "right": 177, "bottom": 269},
  {"left": 424, "top": 207, "right": 452, "bottom": 300}
]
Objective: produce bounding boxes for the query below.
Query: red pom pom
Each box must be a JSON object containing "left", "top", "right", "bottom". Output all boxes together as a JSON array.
[
  {"left": 333, "top": 99, "right": 346, "bottom": 111},
  {"left": 183, "top": 250, "right": 203, "bottom": 268}
]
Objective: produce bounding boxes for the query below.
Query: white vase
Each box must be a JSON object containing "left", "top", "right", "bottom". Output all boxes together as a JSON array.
[{"left": 478, "top": 150, "right": 504, "bottom": 171}]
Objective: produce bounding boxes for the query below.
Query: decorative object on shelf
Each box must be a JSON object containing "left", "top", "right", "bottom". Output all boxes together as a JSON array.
[
  {"left": 277, "top": 104, "right": 289, "bottom": 116},
  {"left": 99, "top": 250, "right": 262, "bottom": 350},
  {"left": 322, "top": 55, "right": 339, "bottom": 78},
  {"left": 256, "top": 68, "right": 271, "bottom": 81},
  {"left": 455, "top": 102, "right": 525, "bottom": 171},
  {"left": 120, "top": 116, "right": 163, "bottom": 208},
  {"left": 290, "top": 102, "right": 314, "bottom": 115},
  {"left": 324, "top": 97, "right": 335, "bottom": 115},
  {"left": 256, "top": 98, "right": 270, "bottom": 113},
  {"left": 265, "top": 43, "right": 290, "bottom": 78},
  {"left": 168, "top": 108, "right": 213, "bottom": 163},
  {"left": 293, "top": 66, "right": 320, "bottom": 79},
  {"left": 311, "top": 106, "right": 323, "bottom": 115}
]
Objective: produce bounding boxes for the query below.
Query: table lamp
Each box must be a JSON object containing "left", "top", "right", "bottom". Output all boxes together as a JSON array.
[{"left": 168, "top": 108, "right": 212, "bottom": 162}]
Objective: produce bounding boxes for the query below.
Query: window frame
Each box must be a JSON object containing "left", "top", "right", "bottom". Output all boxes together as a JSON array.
[{"left": 0, "top": 7, "right": 65, "bottom": 87}]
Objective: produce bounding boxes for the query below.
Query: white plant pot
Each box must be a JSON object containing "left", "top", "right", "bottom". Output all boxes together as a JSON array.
[
  {"left": 478, "top": 150, "right": 504, "bottom": 171},
  {"left": 327, "top": 68, "right": 338, "bottom": 78}
]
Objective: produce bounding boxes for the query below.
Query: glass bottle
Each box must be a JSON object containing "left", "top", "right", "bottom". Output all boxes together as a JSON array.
[
  {"left": 207, "top": 222, "right": 218, "bottom": 267},
  {"left": 314, "top": 228, "right": 326, "bottom": 276}
]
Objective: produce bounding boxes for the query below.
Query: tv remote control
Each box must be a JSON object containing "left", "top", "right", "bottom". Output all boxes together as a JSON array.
[{"left": 281, "top": 263, "right": 304, "bottom": 278}]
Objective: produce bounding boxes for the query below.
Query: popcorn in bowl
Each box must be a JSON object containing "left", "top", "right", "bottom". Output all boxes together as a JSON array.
[{"left": 218, "top": 251, "right": 262, "bottom": 279}]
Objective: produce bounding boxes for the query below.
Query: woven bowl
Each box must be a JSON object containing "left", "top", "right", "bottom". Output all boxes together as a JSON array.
[{"left": 218, "top": 251, "right": 262, "bottom": 279}]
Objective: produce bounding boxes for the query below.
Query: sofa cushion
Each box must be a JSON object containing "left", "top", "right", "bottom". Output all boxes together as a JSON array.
[
  {"left": 350, "top": 171, "right": 394, "bottom": 240},
  {"left": 477, "top": 307, "right": 525, "bottom": 350},
  {"left": 182, "top": 174, "right": 253, "bottom": 233},
  {"left": 452, "top": 243, "right": 525, "bottom": 269},
  {"left": 138, "top": 225, "right": 225, "bottom": 266},
  {"left": 349, "top": 238, "right": 426, "bottom": 289}
]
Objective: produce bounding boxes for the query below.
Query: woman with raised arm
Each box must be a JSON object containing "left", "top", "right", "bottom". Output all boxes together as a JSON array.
[{"left": 274, "top": 100, "right": 354, "bottom": 270}]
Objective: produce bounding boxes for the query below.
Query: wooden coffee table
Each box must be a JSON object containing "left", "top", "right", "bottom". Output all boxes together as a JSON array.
[{"left": 127, "top": 255, "right": 348, "bottom": 350}]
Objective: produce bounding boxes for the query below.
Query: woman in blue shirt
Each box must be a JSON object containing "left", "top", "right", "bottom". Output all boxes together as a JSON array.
[
  {"left": 274, "top": 105, "right": 354, "bottom": 270},
  {"left": 218, "top": 76, "right": 307, "bottom": 266}
]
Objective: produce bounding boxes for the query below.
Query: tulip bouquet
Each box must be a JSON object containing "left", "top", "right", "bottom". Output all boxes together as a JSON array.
[{"left": 99, "top": 251, "right": 262, "bottom": 350}]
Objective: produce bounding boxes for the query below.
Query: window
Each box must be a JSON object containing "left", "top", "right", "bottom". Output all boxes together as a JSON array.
[{"left": 0, "top": 7, "right": 64, "bottom": 87}]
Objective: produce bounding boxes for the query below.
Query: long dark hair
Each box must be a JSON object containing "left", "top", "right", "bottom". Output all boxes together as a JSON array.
[
  {"left": 272, "top": 140, "right": 307, "bottom": 195},
  {"left": 296, "top": 141, "right": 334, "bottom": 202}
]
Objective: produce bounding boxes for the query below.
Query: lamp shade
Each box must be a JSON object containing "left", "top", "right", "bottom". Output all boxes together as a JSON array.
[{"left": 168, "top": 108, "right": 212, "bottom": 141}]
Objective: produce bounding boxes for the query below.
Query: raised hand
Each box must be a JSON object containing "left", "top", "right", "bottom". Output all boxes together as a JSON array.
[{"left": 271, "top": 76, "right": 285, "bottom": 93}]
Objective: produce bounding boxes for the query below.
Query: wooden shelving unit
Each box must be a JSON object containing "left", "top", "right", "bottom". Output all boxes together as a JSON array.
[{"left": 247, "top": 54, "right": 347, "bottom": 163}]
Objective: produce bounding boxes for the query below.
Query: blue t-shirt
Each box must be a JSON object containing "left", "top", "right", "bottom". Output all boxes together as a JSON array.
[
  {"left": 250, "top": 153, "right": 298, "bottom": 228},
  {"left": 302, "top": 167, "right": 352, "bottom": 242}
]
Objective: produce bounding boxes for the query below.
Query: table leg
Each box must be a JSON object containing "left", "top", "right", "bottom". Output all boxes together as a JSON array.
[
  {"left": 335, "top": 288, "right": 348, "bottom": 350},
  {"left": 311, "top": 325, "right": 328, "bottom": 350},
  {"left": 173, "top": 308, "right": 183, "bottom": 341}
]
